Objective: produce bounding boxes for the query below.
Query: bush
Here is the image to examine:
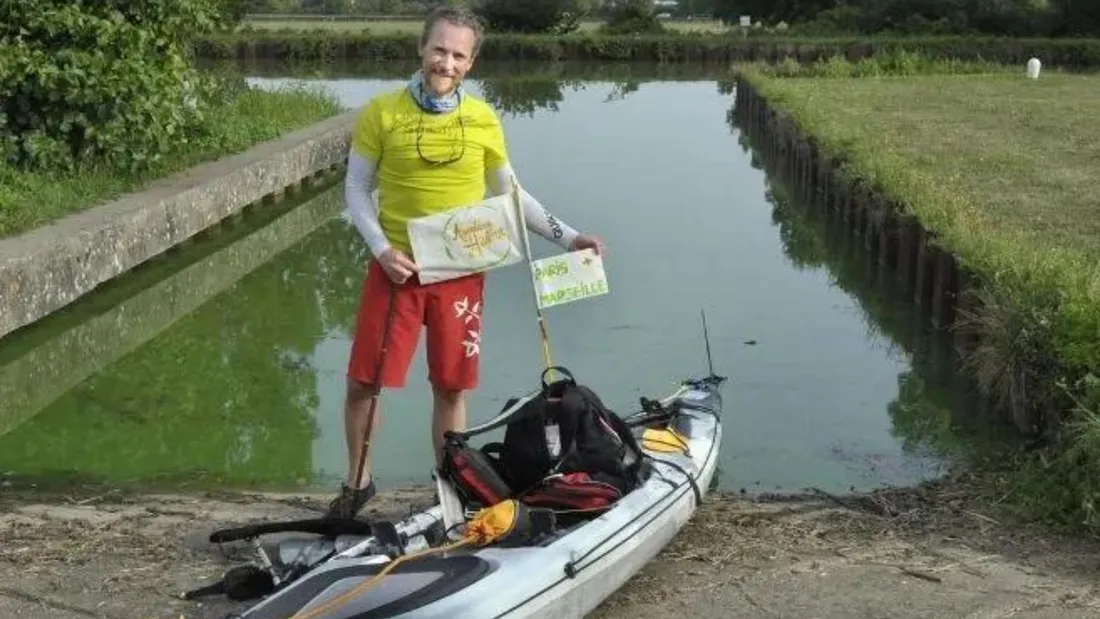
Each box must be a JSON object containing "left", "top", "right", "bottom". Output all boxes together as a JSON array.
[
  {"left": 749, "top": 50, "right": 1010, "bottom": 78},
  {"left": 1051, "top": 0, "right": 1100, "bottom": 36},
  {"left": 192, "top": 31, "right": 1100, "bottom": 68},
  {"left": 0, "top": 0, "right": 226, "bottom": 173},
  {"left": 1, "top": 82, "right": 343, "bottom": 238},
  {"left": 218, "top": 0, "right": 251, "bottom": 28},
  {"left": 784, "top": 0, "right": 1100, "bottom": 38},
  {"left": 599, "top": 0, "right": 666, "bottom": 35},
  {"left": 473, "top": 0, "right": 582, "bottom": 34},
  {"left": 846, "top": 0, "right": 1049, "bottom": 36}
]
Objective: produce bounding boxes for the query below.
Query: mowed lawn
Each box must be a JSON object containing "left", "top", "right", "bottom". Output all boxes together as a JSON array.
[
  {"left": 753, "top": 72, "right": 1100, "bottom": 262},
  {"left": 240, "top": 17, "right": 730, "bottom": 34}
]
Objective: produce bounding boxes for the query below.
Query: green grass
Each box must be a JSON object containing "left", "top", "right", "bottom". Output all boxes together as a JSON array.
[
  {"left": 741, "top": 64, "right": 1100, "bottom": 533},
  {"left": 238, "top": 17, "right": 730, "bottom": 35},
  {"left": 0, "top": 83, "right": 344, "bottom": 240},
  {"left": 747, "top": 52, "right": 1017, "bottom": 78},
  {"left": 746, "top": 69, "right": 1100, "bottom": 265}
]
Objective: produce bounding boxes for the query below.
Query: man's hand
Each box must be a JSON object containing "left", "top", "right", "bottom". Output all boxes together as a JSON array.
[
  {"left": 570, "top": 233, "right": 606, "bottom": 256},
  {"left": 377, "top": 248, "right": 418, "bottom": 284}
]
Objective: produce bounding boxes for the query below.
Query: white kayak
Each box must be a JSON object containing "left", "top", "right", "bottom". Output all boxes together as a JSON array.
[
  {"left": 207, "top": 369, "right": 725, "bottom": 619},
  {"left": 195, "top": 307, "right": 730, "bottom": 619}
]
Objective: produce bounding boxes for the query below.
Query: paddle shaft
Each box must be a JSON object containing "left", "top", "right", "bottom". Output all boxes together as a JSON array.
[
  {"left": 352, "top": 277, "right": 398, "bottom": 490},
  {"left": 509, "top": 176, "right": 555, "bottom": 376}
]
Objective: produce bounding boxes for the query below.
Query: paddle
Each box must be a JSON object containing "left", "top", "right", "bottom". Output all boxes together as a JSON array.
[
  {"left": 509, "top": 176, "right": 556, "bottom": 379},
  {"left": 350, "top": 278, "right": 399, "bottom": 501}
]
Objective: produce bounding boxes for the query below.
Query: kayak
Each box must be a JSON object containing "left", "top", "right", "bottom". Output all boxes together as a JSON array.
[
  {"left": 212, "top": 373, "right": 725, "bottom": 619},
  {"left": 202, "top": 369, "right": 725, "bottom": 619}
]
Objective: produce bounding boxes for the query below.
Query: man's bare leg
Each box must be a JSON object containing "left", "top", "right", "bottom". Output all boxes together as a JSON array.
[
  {"left": 432, "top": 386, "right": 466, "bottom": 467},
  {"left": 345, "top": 378, "right": 382, "bottom": 488},
  {"left": 325, "top": 378, "right": 383, "bottom": 519}
]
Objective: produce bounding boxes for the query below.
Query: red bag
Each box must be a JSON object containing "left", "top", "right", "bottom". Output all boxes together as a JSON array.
[
  {"left": 521, "top": 472, "right": 622, "bottom": 512},
  {"left": 440, "top": 442, "right": 512, "bottom": 508}
]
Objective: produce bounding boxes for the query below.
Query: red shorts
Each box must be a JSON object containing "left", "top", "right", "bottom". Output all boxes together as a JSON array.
[{"left": 347, "top": 259, "right": 486, "bottom": 390}]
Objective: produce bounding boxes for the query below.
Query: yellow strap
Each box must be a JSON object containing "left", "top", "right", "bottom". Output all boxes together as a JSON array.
[{"left": 641, "top": 427, "right": 690, "bottom": 454}]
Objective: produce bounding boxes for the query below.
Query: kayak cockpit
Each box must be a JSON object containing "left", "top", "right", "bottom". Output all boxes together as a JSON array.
[{"left": 242, "top": 554, "right": 494, "bottom": 619}]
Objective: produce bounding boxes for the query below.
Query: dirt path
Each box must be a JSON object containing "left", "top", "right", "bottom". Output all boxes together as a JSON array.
[{"left": 2, "top": 474, "right": 1098, "bottom": 619}]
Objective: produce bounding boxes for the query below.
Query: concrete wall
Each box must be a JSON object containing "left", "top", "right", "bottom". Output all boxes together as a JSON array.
[
  {"left": 0, "top": 187, "right": 344, "bottom": 437},
  {"left": 0, "top": 110, "right": 358, "bottom": 340}
]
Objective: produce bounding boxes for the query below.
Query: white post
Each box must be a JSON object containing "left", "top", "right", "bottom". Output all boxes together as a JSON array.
[{"left": 1026, "top": 57, "right": 1042, "bottom": 79}]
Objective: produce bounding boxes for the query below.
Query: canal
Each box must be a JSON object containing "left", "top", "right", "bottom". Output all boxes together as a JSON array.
[{"left": 0, "top": 62, "right": 1004, "bottom": 496}]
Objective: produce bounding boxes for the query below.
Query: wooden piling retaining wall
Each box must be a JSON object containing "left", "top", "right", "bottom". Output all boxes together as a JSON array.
[{"left": 732, "top": 77, "right": 1041, "bottom": 436}]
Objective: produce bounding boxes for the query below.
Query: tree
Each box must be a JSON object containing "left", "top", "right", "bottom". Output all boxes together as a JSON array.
[
  {"left": 600, "top": 0, "right": 666, "bottom": 34},
  {"left": 473, "top": 0, "right": 583, "bottom": 34},
  {"left": 479, "top": 76, "right": 568, "bottom": 118},
  {"left": 1049, "top": 0, "right": 1100, "bottom": 34},
  {"left": 219, "top": 0, "right": 251, "bottom": 27},
  {"left": 712, "top": 0, "right": 837, "bottom": 24}
]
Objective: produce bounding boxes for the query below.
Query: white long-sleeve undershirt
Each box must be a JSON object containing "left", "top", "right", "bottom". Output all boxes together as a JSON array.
[
  {"left": 343, "top": 150, "right": 580, "bottom": 258},
  {"left": 344, "top": 151, "right": 390, "bottom": 257}
]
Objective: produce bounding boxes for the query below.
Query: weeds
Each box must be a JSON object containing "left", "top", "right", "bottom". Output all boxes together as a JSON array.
[
  {"left": 954, "top": 286, "right": 1066, "bottom": 434},
  {"left": 750, "top": 50, "right": 1014, "bottom": 77},
  {"left": 994, "top": 375, "right": 1100, "bottom": 531}
]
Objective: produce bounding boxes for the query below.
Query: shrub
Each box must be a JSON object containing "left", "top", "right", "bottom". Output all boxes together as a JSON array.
[
  {"left": 473, "top": 0, "right": 582, "bottom": 34},
  {"left": 0, "top": 82, "right": 343, "bottom": 238},
  {"left": 599, "top": 0, "right": 666, "bottom": 35},
  {"left": 1050, "top": 0, "right": 1100, "bottom": 36},
  {"left": 0, "top": 0, "right": 226, "bottom": 173},
  {"left": 747, "top": 50, "right": 1010, "bottom": 78},
  {"left": 192, "top": 31, "right": 1100, "bottom": 68},
  {"left": 218, "top": 0, "right": 251, "bottom": 28}
]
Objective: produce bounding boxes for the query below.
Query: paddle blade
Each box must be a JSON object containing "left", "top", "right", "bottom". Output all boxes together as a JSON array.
[{"left": 435, "top": 472, "right": 466, "bottom": 540}]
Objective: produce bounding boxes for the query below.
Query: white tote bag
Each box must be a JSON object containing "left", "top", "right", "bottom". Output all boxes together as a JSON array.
[{"left": 406, "top": 192, "right": 524, "bottom": 284}]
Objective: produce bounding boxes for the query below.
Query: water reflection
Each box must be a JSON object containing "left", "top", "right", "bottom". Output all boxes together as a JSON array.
[
  {"left": 728, "top": 104, "right": 1023, "bottom": 477},
  {"left": 479, "top": 75, "right": 573, "bottom": 117},
  {"left": 0, "top": 66, "right": 1007, "bottom": 495},
  {"left": 243, "top": 70, "right": 684, "bottom": 123},
  {"left": 0, "top": 188, "right": 356, "bottom": 490}
]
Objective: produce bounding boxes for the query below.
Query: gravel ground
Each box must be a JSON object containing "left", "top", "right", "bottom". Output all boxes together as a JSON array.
[{"left": 1, "top": 473, "right": 1098, "bottom": 619}]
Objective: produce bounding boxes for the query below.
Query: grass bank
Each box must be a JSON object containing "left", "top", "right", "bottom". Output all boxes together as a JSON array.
[
  {"left": 0, "top": 83, "right": 343, "bottom": 240},
  {"left": 736, "top": 60, "right": 1100, "bottom": 532},
  {"left": 193, "top": 30, "right": 1100, "bottom": 66}
]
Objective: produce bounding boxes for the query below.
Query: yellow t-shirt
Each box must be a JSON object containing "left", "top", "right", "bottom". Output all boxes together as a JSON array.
[{"left": 350, "top": 87, "right": 509, "bottom": 255}]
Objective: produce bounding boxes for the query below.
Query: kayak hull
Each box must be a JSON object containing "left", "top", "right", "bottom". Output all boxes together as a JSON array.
[{"left": 238, "top": 374, "right": 724, "bottom": 619}]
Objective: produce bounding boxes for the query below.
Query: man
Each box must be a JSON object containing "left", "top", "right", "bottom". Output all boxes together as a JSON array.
[{"left": 327, "top": 5, "right": 605, "bottom": 519}]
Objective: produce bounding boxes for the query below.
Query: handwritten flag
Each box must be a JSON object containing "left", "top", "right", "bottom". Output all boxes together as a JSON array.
[{"left": 530, "top": 248, "right": 610, "bottom": 309}]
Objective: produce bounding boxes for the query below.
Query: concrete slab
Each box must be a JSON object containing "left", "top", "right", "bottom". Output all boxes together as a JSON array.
[
  {"left": 0, "top": 186, "right": 343, "bottom": 437},
  {"left": 0, "top": 109, "right": 356, "bottom": 339}
]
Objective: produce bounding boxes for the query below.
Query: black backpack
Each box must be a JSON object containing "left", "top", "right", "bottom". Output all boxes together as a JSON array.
[{"left": 497, "top": 367, "right": 645, "bottom": 495}]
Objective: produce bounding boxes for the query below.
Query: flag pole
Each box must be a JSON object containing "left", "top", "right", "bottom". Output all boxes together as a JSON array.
[{"left": 510, "top": 176, "right": 555, "bottom": 377}]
